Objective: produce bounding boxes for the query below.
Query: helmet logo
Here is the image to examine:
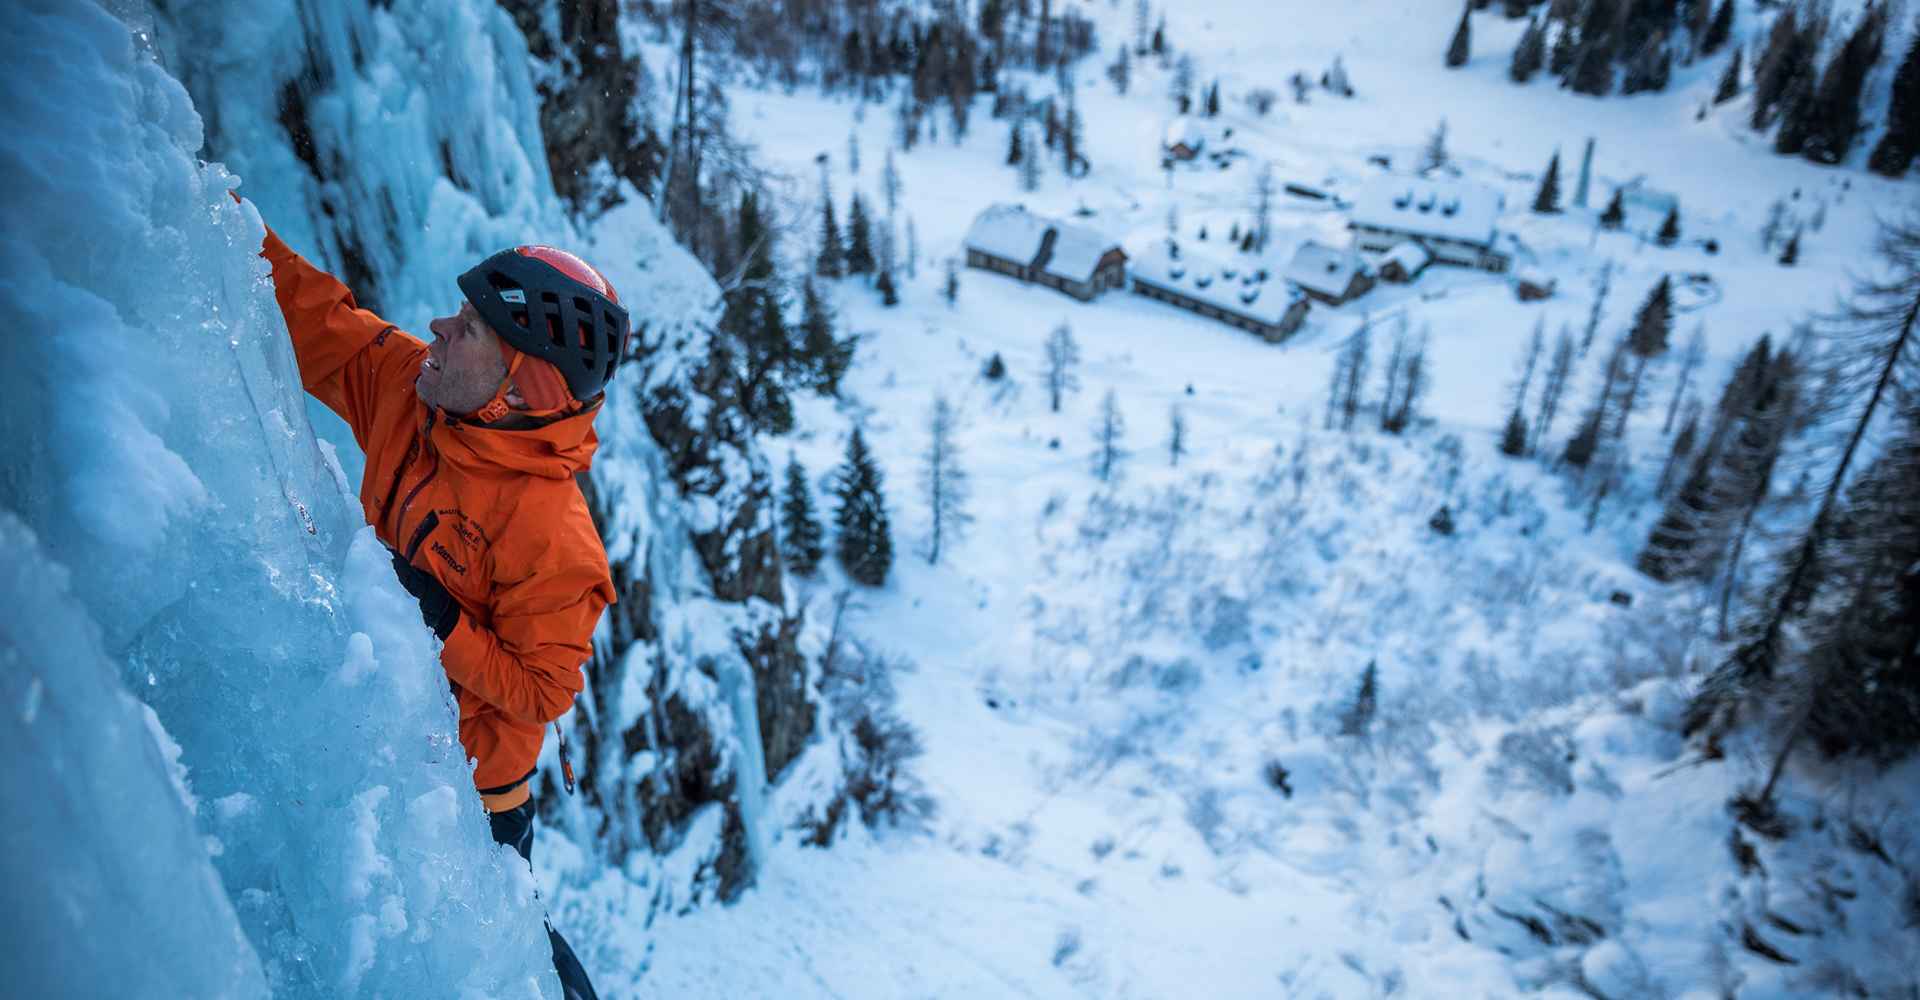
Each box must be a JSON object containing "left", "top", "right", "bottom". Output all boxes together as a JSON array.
[{"left": 500, "top": 288, "right": 527, "bottom": 304}]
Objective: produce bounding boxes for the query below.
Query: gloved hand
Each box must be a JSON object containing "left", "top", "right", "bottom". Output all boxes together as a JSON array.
[{"left": 390, "top": 549, "right": 461, "bottom": 641}]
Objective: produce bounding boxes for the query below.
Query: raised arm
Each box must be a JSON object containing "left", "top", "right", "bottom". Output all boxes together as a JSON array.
[{"left": 259, "top": 227, "right": 425, "bottom": 445}]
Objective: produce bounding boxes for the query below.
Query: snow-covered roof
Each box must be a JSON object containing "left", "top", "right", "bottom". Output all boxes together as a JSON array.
[
  {"left": 1163, "top": 117, "right": 1203, "bottom": 150},
  {"left": 1378, "top": 241, "right": 1432, "bottom": 273},
  {"left": 1515, "top": 266, "right": 1554, "bottom": 287},
  {"left": 964, "top": 204, "right": 1053, "bottom": 266},
  {"left": 1130, "top": 238, "right": 1306, "bottom": 328},
  {"left": 1042, "top": 220, "right": 1124, "bottom": 283},
  {"left": 1285, "top": 240, "right": 1370, "bottom": 298},
  {"left": 1349, "top": 175, "right": 1504, "bottom": 248}
]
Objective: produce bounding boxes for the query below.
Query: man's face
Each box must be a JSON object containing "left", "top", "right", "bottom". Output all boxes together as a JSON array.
[{"left": 419, "top": 301, "right": 509, "bottom": 414}]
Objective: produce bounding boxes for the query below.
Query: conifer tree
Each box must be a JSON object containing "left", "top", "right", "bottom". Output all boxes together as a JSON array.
[
  {"left": 1337, "top": 321, "right": 1373, "bottom": 431},
  {"left": 834, "top": 428, "right": 893, "bottom": 587},
  {"left": 817, "top": 193, "right": 844, "bottom": 278},
  {"left": 1511, "top": 16, "right": 1547, "bottom": 82},
  {"left": 1714, "top": 48, "right": 1742, "bottom": 105},
  {"left": 1702, "top": 0, "right": 1734, "bottom": 55},
  {"left": 1750, "top": 9, "right": 1809, "bottom": 130},
  {"left": 1639, "top": 337, "right": 1774, "bottom": 581},
  {"left": 1868, "top": 27, "right": 1920, "bottom": 177},
  {"left": 798, "top": 279, "right": 849, "bottom": 396},
  {"left": 1501, "top": 405, "right": 1530, "bottom": 456},
  {"left": 1044, "top": 322, "right": 1081, "bottom": 412},
  {"left": 1447, "top": 4, "right": 1473, "bottom": 68},
  {"left": 1092, "top": 389, "right": 1128, "bottom": 482},
  {"left": 1532, "top": 325, "right": 1577, "bottom": 453},
  {"left": 1800, "top": 7, "right": 1886, "bottom": 164},
  {"left": 1599, "top": 188, "right": 1626, "bottom": 230},
  {"left": 1665, "top": 324, "right": 1706, "bottom": 434},
  {"left": 1205, "top": 81, "right": 1222, "bottom": 117},
  {"left": 876, "top": 268, "right": 899, "bottom": 306},
  {"left": 1384, "top": 326, "right": 1428, "bottom": 434},
  {"left": 1656, "top": 206, "right": 1681, "bottom": 247},
  {"left": 781, "top": 456, "right": 826, "bottom": 576},
  {"left": 1798, "top": 405, "right": 1920, "bottom": 759},
  {"left": 1570, "top": 27, "right": 1617, "bottom": 95},
  {"left": 1580, "top": 259, "right": 1614, "bottom": 356},
  {"left": 1565, "top": 337, "right": 1628, "bottom": 468},
  {"left": 1168, "top": 404, "right": 1187, "bottom": 467},
  {"left": 846, "top": 193, "right": 876, "bottom": 276},
  {"left": 921, "top": 396, "right": 971, "bottom": 564},
  {"left": 1613, "top": 276, "right": 1673, "bottom": 437},
  {"left": 943, "top": 259, "right": 960, "bottom": 308},
  {"left": 1691, "top": 215, "right": 1920, "bottom": 756},
  {"left": 1338, "top": 661, "right": 1379, "bottom": 739},
  {"left": 1533, "top": 151, "right": 1562, "bottom": 213},
  {"left": 1779, "top": 230, "right": 1800, "bottom": 266},
  {"left": 1006, "top": 117, "right": 1025, "bottom": 165},
  {"left": 1657, "top": 408, "right": 1698, "bottom": 497},
  {"left": 1549, "top": 19, "right": 1579, "bottom": 76}
]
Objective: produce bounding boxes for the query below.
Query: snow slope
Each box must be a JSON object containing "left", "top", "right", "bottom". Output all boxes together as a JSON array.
[{"left": 604, "top": 1, "right": 1920, "bottom": 996}]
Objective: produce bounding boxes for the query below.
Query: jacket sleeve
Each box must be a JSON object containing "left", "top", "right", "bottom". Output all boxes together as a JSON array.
[
  {"left": 260, "top": 228, "right": 423, "bottom": 445},
  {"left": 439, "top": 539, "right": 613, "bottom": 726}
]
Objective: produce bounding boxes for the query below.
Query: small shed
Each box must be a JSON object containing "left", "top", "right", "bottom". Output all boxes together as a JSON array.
[
  {"left": 1285, "top": 241, "right": 1375, "bottom": 306},
  {"left": 1515, "top": 268, "right": 1556, "bottom": 302},
  {"left": 1376, "top": 241, "right": 1432, "bottom": 283},
  {"left": 1163, "top": 118, "right": 1204, "bottom": 162}
]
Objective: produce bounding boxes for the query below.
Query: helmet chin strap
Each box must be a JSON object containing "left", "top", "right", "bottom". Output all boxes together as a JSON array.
[{"left": 471, "top": 351, "right": 524, "bottom": 425}]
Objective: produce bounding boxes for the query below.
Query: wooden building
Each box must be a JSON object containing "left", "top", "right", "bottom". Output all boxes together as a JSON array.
[
  {"left": 1284, "top": 240, "right": 1375, "bottom": 306},
  {"left": 1131, "top": 239, "right": 1310, "bottom": 343},
  {"left": 1349, "top": 175, "right": 1511, "bottom": 274},
  {"left": 963, "top": 205, "right": 1127, "bottom": 302}
]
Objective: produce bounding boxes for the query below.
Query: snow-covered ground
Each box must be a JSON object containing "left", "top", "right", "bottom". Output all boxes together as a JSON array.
[{"left": 550, "top": 2, "right": 1920, "bottom": 997}]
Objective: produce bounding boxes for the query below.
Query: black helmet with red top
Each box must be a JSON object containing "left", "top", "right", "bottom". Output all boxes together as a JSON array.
[{"left": 457, "top": 246, "right": 630, "bottom": 402}]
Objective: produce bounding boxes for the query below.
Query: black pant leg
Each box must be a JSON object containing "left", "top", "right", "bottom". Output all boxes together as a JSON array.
[{"left": 486, "top": 800, "right": 600, "bottom": 1000}]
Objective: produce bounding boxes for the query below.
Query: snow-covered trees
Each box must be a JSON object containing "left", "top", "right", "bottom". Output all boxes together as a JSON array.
[
  {"left": 920, "top": 396, "right": 971, "bottom": 564},
  {"left": 1868, "top": 26, "right": 1920, "bottom": 176},
  {"left": 1092, "top": 389, "right": 1128, "bottom": 482},
  {"left": 1327, "top": 321, "right": 1372, "bottom": 430},
  {"left": 1501, "top": 322, "right": 1546, "bottom": 456},
  {"left": 1510, "top": 16, "right": 1546, "bottom": 82},
  {"left": 1714, "top": 49, "right": 1742, "bottom": 105},
  {"left": 781, "top": 457, "right": 825, "bottom": 576},
  {"left": 1380, "top": 323, "right": 1429, "bottom": 435},
  {"left": 1599, "top": 188, "right": 1626, "bottom": 230},
  {"left": 1690, "top": 214, "right": 1920, "bottom": 772},
  {"left": 846, "top": 192, "right": 876, "bottom": 275},
  {"left": 1338, "top": 661, "right": 1380, "bottom": 739},
  {"left": 1044, "top": 322, "right": 1081, "bottom": 412},
  {"left": 834, "top": 428, "right": 893, "bottom": 587},
  {"left": 1532, "top": 326, "right": 1578, "bottom": 453},
  {"left": 1421, "top": 119, "right": 1450, "bottom": 173}
]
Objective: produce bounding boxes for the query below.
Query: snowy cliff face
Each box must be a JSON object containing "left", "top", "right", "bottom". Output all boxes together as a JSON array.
[{"left": 149, "top": 0, "right": 825, "bottom": 911}]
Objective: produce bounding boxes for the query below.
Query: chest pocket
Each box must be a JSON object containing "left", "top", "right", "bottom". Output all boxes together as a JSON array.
[{"left": 402, "top": 508, "right": 491, "bottom": 613}]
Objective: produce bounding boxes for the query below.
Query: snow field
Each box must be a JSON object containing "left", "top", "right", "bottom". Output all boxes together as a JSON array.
[{"left": 609, "top": 0, "right": 1920, "bottom": 996}]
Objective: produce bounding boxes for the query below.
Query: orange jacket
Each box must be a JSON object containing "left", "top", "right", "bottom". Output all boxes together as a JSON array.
[{"left": 262, "top": 229, "right": 615, "bottom": 794}]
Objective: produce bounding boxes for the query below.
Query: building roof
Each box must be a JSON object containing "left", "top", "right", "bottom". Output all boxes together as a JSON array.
[
  {"left": 1349, "top": 175, "right": 1504, "bottom": 248},
  {"left": 1163, "top": 117, "right": 1204, "bottom": 150},
  {"left": 964, "top": 204, "right": 1053, "bottom": 267},
  {"left": 1285, "top": 240, "right": 1371, "bottom": 299},
  {"left": 1041, "top": 219, "right": 1125, "bottom": 283},
  {"left": 1378, "top": 241, "right": 1432, "bottom": 273},
  {"left": 1130, "top": 238, "right": 1307, "bottom": 329}
]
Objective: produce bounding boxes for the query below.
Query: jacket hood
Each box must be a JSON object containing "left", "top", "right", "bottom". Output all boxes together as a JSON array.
[{"left": 435, "top": 399, "right": 601, "bottom": 480}]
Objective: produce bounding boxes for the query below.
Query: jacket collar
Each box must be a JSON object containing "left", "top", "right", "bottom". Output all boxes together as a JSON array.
[{"left": 429, "top": 399, "right": 601, "bottom": 479}]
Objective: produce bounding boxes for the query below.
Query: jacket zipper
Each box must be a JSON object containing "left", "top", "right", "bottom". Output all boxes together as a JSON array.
[
  {"left": 385, "top": 411, "right": 442, "bottom": 551},
  {"left": 402, "top": 510, "right": 441, "bottom": 563}
]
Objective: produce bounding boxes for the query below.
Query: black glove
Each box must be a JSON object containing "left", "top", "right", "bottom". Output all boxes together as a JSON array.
[{"left": 390, "top": 549, "right": 461, "bottom": 641}]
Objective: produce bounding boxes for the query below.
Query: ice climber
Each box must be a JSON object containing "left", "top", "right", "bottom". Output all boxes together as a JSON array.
[{"left": 251, "top": 200, "right": 617, "bottom": 1000}]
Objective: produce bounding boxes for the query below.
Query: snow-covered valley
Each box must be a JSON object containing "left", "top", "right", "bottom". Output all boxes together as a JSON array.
[{"left": 5, "top": 0, "right": 1919, "bottom": 997}]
